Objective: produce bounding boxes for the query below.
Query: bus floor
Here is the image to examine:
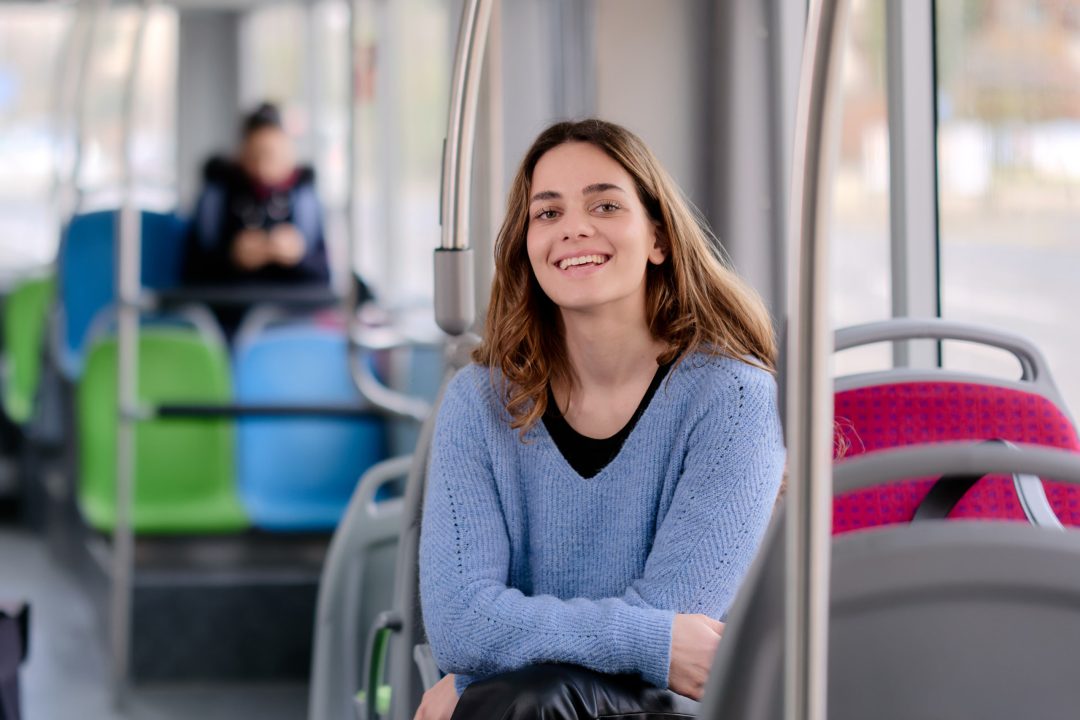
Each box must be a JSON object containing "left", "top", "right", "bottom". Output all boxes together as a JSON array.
[{"left": 1, "top": 526, "right": 309, "bottom": 720}]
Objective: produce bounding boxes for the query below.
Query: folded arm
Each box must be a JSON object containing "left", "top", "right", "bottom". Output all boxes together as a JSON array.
[
  {"left": 419, "top": 365, "right": 784, "bottom": 689},
  {"left": 418, "top": 374, "right": 672, "bottom": 685}
]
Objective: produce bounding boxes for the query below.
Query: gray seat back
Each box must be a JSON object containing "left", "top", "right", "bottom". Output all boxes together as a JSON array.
[
  {"left": 701, "top": 444, "right": 1080, "bottom": 720},
  {"left": 387, "top": 338, "right": 477, "bottom": 720},
  {"left": 308, "top": 456, "right": 410, "bottom": 720}
]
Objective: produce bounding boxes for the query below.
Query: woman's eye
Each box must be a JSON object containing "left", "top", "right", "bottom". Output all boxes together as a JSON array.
[
  {"left": 594, "top": 202, "right": 621, "bottom": 213},
  {"left": 534, "top": 208, "right": 559, "bottom": 220}
]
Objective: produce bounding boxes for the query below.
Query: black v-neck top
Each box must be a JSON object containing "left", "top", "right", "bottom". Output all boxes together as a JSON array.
[{"left": 542, "top": 362, "right": 673, "bottom": 478}]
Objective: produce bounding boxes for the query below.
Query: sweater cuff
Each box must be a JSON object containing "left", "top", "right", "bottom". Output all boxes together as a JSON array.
[
  {"left": 453, "top": 673, "right": 473, "bottom": 695},
  {"left": 608, "top": 603, "right": 675, "bottom": 689}
]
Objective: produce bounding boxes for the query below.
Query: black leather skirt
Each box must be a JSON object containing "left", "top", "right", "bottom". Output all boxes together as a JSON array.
[{"left": 451, "top": 664, "right": 700, "bottom": 720}]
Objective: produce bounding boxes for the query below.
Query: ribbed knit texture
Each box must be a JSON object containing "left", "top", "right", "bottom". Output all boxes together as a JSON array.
[{"left": 419, "top": 352, "right": 786, "bottom": 693}]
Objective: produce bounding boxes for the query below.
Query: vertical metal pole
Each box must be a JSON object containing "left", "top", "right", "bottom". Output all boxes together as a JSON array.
[
  {"left": 49, "top": 5, "right": 84, "bottom": 222},
  {"left": 376, "top": 0, "right": 401, "bottom": 298},
  {"left": 551, "top": 0, "right": 567, "bottom": 117},
  {"left": 767, "top": 0, "right": 807, "bottom": 322},
  {"left": 479, "top": 0, "right": 503, "bottom": 311},
  {"left": 434, "top": 0, "right": 494, "bottom": 336},
  {"left": 345, "top": 0, "right": 360, "bottom": 302},
  {"left": 344, "top": 0, "right": 365, "bottom": 395},
  {"left": 304, "top": 0, "right": 322, "bottom": 167},
  {"left": 64, "top": 0, "right": 108, "bottom": 217},
  {"left": 440, "top": 0, "right": 494, "bottom": 249},
  {"left": 886, "top": 0, "right": 940, "bottom": 368},
  {"left": 112, "top": 0, "right": 151, "bottom": 704},
  {"left": 784, "top": 1, "right": 849, "bottom": 720}
]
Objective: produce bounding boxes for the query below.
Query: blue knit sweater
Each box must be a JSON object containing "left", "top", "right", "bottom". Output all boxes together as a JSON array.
[{"left": 418, "top": 352, "right": 785, "bottom": 692}]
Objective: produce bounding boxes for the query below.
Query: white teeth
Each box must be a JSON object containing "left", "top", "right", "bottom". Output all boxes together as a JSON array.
[{"left": 558, "top": 254, "right": 607, "bottom": 271}]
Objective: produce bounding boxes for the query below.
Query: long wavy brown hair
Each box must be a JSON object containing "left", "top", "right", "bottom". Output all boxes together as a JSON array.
[{"left": 474, "top": 119, "right": 777, "bottom": 434}]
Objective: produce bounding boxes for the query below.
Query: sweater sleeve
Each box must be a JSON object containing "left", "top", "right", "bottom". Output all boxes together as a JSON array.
[
  {"left": 419, "top": 369, "right": 675, "bottom": 688},
  {"left": 618, "top": 363, "right": 785, "bottom": 622},
  {"left": 420, "top": 363, "right": 786, "bottom": 691}
]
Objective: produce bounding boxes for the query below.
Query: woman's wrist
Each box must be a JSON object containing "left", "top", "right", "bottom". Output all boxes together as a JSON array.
[{"left": 606, "top": 603, "right": 675, "bottom": 688}]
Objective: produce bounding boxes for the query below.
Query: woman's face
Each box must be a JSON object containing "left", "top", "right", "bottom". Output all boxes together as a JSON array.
[
  {"left": 240, "top": 126, "right": 296, "bottom": 186},
  {"left": 525, "top": 142, "right": 665, "bottom": 317}
]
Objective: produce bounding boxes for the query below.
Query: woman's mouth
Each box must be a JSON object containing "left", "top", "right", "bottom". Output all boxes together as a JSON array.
[{"left": 556, "top": 254, "right": 609, "bottom": 271}]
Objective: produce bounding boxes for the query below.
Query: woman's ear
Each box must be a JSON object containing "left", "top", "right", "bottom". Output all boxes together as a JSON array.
[{"left": 649, "top": 226, "right": 668, "bottom": 265}]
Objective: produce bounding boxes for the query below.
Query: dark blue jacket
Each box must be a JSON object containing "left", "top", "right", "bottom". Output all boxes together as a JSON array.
[{"left": 183, "top": 157, "right": 330, "bottom": 286}]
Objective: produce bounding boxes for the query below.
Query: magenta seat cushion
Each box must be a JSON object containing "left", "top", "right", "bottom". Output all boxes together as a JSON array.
[{"left": 833, "top": 381, "right": 1080, "bottom": 534}]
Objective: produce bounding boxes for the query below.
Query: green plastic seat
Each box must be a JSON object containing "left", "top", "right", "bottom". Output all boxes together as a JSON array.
[
  {"left": 2, "top": 275, "right": 54, "bottom": 425},
  {"left": 77, "top": 327, "right": 249, "bottom": 533}
]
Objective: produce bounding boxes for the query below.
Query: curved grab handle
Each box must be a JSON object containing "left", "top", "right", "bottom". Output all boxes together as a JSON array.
[
  {"left": 351, "top": 324, "right": 444, "bottom": 353},
  {"left": 904, "top": 438, "right": 1064, "bottom": 531},
  {"left": 834, "top": 442, "right": 1080, "bottom": 495},
  {"left": 440, "top": 0, "right": 494, "bottom": 250},
  {"left": 348, "top": 325, "right": 439, "bottom": 422},
  {"left": 835, "top": 318, "right": 1049, "bottom": 382},
  {"left": 993, "top": 438, "right": 1063, "bottom": 530},
  {"left": 348, "top": 347, "right": 432, "bottom": 423},
  {"left": 434, "top": 0, "right": 495, "bottom": 336},
  {"left": 362, "top": 610, "right": 403, "bottom": 720},
  {"left": 83, "top": 302, "right": 228, "bottom": 352}
]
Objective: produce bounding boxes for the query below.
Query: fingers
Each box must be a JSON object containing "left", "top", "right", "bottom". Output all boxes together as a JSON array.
[
  {"left": 267, "top": 225, "right": 305, "bottom": 266},
  {"left": 234, "top": 225, "right": 304, "bottom": 268},
  {"left": 683, "top": 613, "right": 724, "bottom": 635},
  {"left": 232, "top": 233, "right": 269, "bottom": 270},
  {"left": 702, "top": 616, "right": 725, "bottom": 635},
  {"left": 414, "top": 674, "right": 459, "bottom": 720}
]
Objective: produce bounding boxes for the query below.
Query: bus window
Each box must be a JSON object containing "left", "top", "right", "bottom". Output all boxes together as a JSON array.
[
  {"left": 938, "top": 1, "right": 1080, "bottom": 404},
  {"left": 0, "top": 6, "right": 70, "bottom": 282},
  {"left": 77, "top": 6, "right": 177, "bottom": 210},
  {"left": 240, "top": 0, "right": 448, "bottom": 307},
  {"left": 830, "top": 0, "right": 892, "bottom": 375}
]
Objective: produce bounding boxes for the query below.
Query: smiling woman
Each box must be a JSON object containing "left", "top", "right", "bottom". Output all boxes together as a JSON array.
[
  {"left": 527, "top": 143, "right": 664, "bottom": 323},
  {"left": 415, "top": 119, "right": 786, "bottom": 720}
]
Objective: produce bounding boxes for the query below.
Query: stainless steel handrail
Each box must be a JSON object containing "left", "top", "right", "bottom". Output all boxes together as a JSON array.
[
  {"left": 68, "top": 0, "right": 107, "bottom": 216},
  {"left": 345, "top": 0, "right": 361, "bottom": 324},
  {"left": 111, "top": 0, "right": 150, "bottom": 705},
  {"left": 348, "top": 348, "right": 432, "bottom": 423},
  {"left": 833, "top": 442, "right": 1080, "bottom": 493},
  {"left": 48, "top": 4, "right": 86, "bottom": 223},
  {"left": 834, "top": 318, "right": 1046, "bottom": 383},
  {"left": 784, "top": 1, "right": 850, "bottom": 720},
  {"left": 433, "top": 0, "right": 494, "bottom": 335},
  {"left": 440, "top": 0, "right": 494, "bottom": 252}
]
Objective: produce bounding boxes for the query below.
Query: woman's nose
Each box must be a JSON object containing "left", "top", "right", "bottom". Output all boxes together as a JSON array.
[{"left": 561, "top": 210, "right": 595, "bottom": 240}]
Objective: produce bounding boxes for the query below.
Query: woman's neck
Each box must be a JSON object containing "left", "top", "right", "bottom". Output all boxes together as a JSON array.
[{"left": 556, "top": 305, "right": 666, "bottom": 414}]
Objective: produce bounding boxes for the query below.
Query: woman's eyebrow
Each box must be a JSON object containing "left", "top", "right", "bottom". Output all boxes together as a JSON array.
[
  {"left": 530, "top": 190, "right": 561, "bottom": 203},
  {"left": 530, "top": 183, "right": 625, "bottom": 204},
  {"left": 582, "top": 182, "right": 625, "bottom": 195}
]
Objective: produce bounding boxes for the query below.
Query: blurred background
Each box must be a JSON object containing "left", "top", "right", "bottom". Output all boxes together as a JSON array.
[{"left": 2, "top": 1, "right": 1080, "bottom": 718}]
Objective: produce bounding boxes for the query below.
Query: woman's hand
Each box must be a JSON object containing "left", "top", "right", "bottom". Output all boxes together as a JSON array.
[
  {"left": 414, "top": 673, "right": 459, "bottom": 720},
  {"left": 267, "top": 223, "right": 305, "bottom": 267},
  {"left": 232, "top": 228, "right": 270, "bottom": 270},
  {"left": 668, "top": 613, "right": 724, "bottom": 700}
]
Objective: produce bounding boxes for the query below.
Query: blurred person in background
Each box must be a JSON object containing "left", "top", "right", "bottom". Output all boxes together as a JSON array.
[{"left": 183, "top": 102, "right": 330, "bottom": 332}]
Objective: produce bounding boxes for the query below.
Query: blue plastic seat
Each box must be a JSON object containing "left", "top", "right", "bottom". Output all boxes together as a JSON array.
[
  {"left": 58, "top": 210, "right": 188, "bottom": 377},
  {"left": 234, "top": 325, "right": 388, "bottom": 531}
]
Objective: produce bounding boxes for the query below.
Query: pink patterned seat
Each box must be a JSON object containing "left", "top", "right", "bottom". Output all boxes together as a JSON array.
[{"left": 833, "top": 380, "right": 1080, "bottom": 534}]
